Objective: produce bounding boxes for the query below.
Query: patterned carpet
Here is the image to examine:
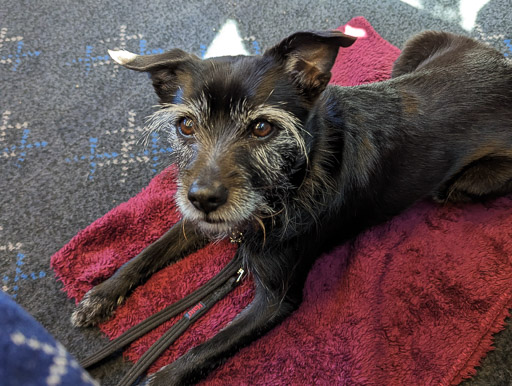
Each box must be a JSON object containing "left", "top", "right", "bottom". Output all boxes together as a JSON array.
[{"left": 1, "top": 1, "right": 511, "bottom": 385}]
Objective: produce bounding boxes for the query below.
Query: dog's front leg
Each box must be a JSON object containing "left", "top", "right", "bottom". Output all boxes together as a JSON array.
[
  {"left": 144, "top": 243, "right": 305, "bottom": 386},
  {"left": 145, "top": 284, "right": 296, "bottom": 385},
  {"left": 72, "top": 219, "right": 208, "bottom": 327}
]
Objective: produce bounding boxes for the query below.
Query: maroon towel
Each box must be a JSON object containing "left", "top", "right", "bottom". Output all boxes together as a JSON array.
[{"left": 52, "top": 17, "right": 512, "bottom": 385}]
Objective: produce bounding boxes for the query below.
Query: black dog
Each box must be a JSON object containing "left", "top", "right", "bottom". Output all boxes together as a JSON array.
[{"left": 72, "top": 30, "right": 512, "bottom": 384}]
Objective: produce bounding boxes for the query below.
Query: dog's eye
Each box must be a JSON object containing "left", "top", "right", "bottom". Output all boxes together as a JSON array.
[
  {"left": 178, "top": 118, "right": 195, "bottom": 136},
  {"left": 251, "top": 121, "right": 273, "bottom": 138}
]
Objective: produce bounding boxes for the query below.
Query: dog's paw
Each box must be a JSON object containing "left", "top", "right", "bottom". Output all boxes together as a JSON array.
[{"left": 71, "top": 286, "right": 124, "bottom": 327}]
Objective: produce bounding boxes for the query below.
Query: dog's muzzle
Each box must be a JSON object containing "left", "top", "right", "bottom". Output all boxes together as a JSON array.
[{"left": 187, "top": 178, "right": 228, "bottom": 215}]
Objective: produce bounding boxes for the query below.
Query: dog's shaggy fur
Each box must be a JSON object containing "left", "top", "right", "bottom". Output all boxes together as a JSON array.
[{"left": 71, "top": 30, "right": 512, "bottom": 384}]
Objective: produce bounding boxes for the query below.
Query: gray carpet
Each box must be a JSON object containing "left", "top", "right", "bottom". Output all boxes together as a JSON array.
[{"left": 1, "top": 1, "right": 511, "bottom": 385}]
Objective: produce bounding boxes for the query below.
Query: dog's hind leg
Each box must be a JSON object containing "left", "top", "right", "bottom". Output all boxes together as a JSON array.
[
  {"left": 71, "top": 220, "right": 209, "bottom": 327},
  {"left": 434, "top": 155, "right": 512, "bottom": 203}
]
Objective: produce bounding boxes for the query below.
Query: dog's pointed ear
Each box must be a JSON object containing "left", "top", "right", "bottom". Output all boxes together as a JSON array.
[
  {"left": 265, "top": 31, "right": 356, "bottom": 99},
  {"left": 108, "top": 49, "right": 200, "bottom": 103},
  {"left": 108, "top": 49, "right": 197, "bottom": 71}
]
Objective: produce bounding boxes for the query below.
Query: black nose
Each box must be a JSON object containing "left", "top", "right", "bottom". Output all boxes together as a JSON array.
[{"left": 187, "top": 179, "right": 228, "bottom": 214}]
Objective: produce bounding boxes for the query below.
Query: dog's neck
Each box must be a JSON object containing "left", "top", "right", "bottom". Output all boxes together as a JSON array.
[{"left": 268, "top": 81, "right": 408, "bottom": 240}]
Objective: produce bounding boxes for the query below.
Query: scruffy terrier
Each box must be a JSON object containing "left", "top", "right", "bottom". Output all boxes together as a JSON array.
[{"left": 72, "top": 29, "right": 512, "bottom": 384}]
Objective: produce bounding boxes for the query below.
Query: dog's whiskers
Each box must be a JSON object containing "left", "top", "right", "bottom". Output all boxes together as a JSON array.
[
  {"left": 253, "top": 216, "right": 267, "bottom": 247},
  {"left": 181, "top": 219, "right": 188, "bottom": 241}
]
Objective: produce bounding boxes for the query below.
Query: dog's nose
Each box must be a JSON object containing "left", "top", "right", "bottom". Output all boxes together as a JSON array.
[{"left": 187, "top": 179, "right": 228, "bottom": 214}]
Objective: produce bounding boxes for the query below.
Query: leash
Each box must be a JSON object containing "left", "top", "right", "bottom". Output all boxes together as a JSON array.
[{"left": 79, "top": 252, "right": 245, "bottom": 386}]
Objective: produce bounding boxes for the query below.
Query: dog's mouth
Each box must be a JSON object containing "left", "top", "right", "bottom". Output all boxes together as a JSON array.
[
  {"left": 193, "top": 215, "right": 244, "bottom": 238},
  {"left": 176, "top": 197, "right": 246, "bottom": 236},
  {"left": 203, "top": 216, "right": 225, "bottom": 224},
  {"left": 179, "top": 202, "right": 255, "bottom": 239}
]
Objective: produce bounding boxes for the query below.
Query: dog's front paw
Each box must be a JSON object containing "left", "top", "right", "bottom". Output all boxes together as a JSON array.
[{"left": 71, "top": 285, "right": 125, "bottom": 327}]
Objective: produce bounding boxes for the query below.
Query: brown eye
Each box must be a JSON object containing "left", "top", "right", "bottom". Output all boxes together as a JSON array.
[
  {"left": 252, "top": 121, "right": 273, "bottom": 138},
  {"left": 178, "top": 118, "right": 195, "bottom": 136}
]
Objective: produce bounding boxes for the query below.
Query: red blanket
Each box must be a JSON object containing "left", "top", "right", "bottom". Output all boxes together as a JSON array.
[{"left": 52, "top": 17, "right": 512, "bottom": 385}]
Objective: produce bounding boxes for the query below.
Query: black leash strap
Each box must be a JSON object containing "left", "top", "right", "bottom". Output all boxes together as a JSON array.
[{"left": 79, "top": 256, "right": 244, "bottom": 385}]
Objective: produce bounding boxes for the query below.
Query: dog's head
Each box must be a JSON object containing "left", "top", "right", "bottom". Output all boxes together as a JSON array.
[{"left": 110, "top": 31, "right": 355, "bottom": 238}]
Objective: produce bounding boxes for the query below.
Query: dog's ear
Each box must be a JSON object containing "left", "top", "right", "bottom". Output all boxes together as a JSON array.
[
  {"left": 108, "top": 49, "right": 200, "bottom": 103},
  {"left": 265, "top": 31, "right": 356, "bottom": 99}
]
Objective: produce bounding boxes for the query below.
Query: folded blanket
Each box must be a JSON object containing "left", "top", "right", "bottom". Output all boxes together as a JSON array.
[{"left": 51, "top": 17, "right": 512, "bottom": 385}]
